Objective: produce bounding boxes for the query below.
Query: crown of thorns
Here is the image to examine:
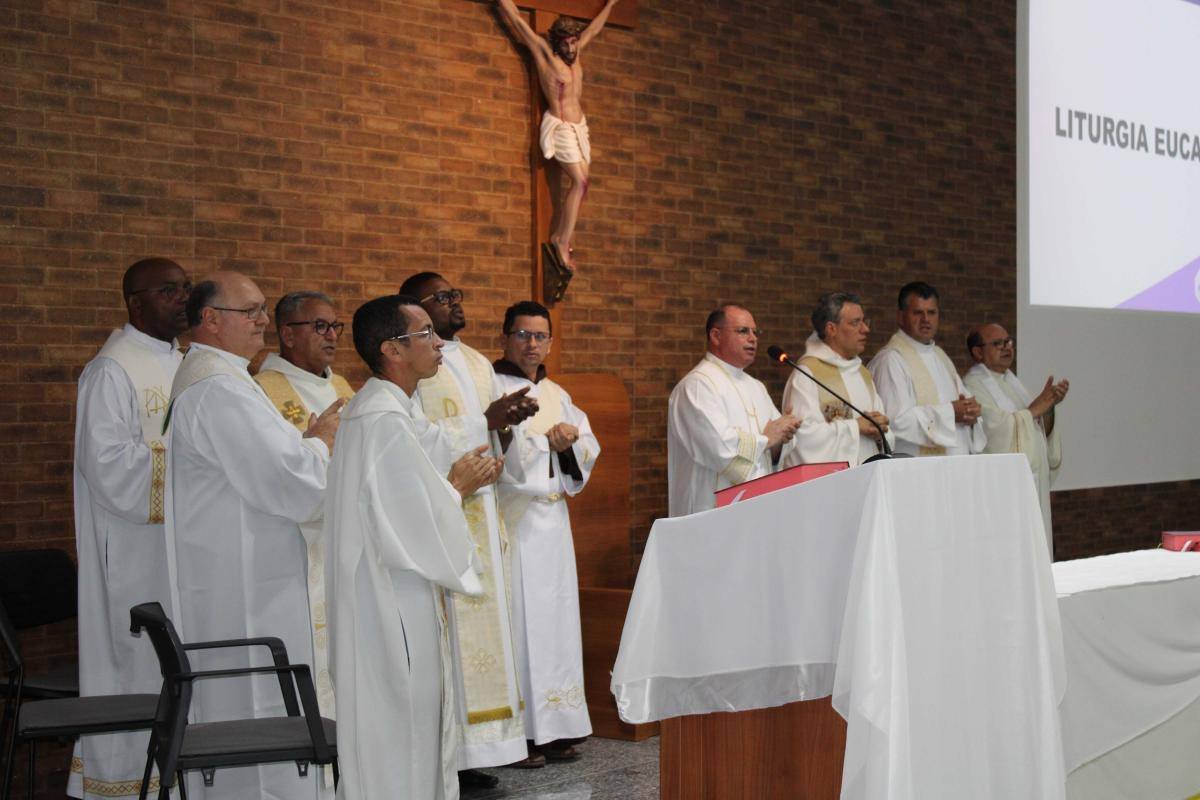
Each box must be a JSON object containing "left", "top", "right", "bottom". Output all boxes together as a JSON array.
[{"left": 548, "top": 16, "right": 586, "bottom": 44}]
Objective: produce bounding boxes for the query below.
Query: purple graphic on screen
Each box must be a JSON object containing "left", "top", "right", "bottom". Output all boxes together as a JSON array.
[{"left": 1116, "top": 255, "right": 1200, "bottom": 313}]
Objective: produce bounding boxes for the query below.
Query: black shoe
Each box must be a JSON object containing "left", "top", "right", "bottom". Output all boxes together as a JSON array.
[{"left": 458, "top": 768, "right": 500, "bottom": 789}]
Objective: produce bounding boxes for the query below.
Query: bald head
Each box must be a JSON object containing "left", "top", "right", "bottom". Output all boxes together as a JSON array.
[
  {"left": 122, "top": 257, "right": 190, "bottom": 342},
  {"left": 967, "top": 322, "right": 1014, "bottom": 373},
  {"left": 186, "top": 271, "right": 269, "bottom": 359}
]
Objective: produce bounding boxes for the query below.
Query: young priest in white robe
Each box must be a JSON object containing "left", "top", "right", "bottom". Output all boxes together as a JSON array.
[
  {"left": 781, "top": 293, "right": 895, "bottom": 469},
  {"left": 868, "top": 281, "right": 986, "bottom": 457},
  {"left": 254, "top": 290, "right": 355, "bottom": 719},
  {"left": 963, "top": 324, "right": 1067, "bottom": 555},
  {"left": 492, "top": 302, "right": 599, "bottom": 762},
  {"left": 69, "top": 258, "right": 188, "bottom": 800},
  {"left": 667, "top": 303, "right": 801, "bottom": 517},
  {"left": 163, "top": 271, "right": 342, "bottom": 800},
  {"left": 399, "top": 272, "right": 539, "bottom": 782},
  {"left": 327, "top": 295, "right": 496, "bottom": 800}
]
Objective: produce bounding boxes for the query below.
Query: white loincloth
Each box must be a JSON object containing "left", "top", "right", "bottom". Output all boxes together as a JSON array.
[{"left": 540, "top": 112, "right": 591, "bottom": 165}]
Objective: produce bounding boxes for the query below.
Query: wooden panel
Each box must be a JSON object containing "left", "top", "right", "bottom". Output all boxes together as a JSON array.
[
  {"left": 515, "top": 0, "right": 638, "bottom": 28},
  {"left": 579, "top": 586, "right": 657, "bottom": 741},
  {"left": 661, "top": 700, "right": 847, "bottom": 800},
  {"left": 557, "top": 372, "right": 632, "bottom": 588}
]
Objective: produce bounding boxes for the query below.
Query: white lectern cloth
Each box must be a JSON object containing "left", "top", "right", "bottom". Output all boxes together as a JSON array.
[
  {"left": 1054, "top": 550, "right": 1200, "bottom": 799},
  {"left": 612, "top": 454, "right": 1066, "bottom": 800}
]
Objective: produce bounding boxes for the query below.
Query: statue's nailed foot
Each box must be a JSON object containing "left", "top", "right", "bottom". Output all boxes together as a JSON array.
[{"left": 541, "top": 242, "right": 574, "bottom": 306}]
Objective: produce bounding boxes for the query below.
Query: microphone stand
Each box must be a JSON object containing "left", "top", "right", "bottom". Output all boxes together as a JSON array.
[{"left": 769, "top": 346, "right": 900, "bottom": 463}]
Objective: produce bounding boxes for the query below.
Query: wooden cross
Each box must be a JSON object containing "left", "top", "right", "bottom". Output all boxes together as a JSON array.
[{"left": 505, "top": 0, "right": 636, "bottom": 374}]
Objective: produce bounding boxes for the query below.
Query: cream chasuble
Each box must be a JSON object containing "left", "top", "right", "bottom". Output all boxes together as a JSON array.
[
  {"left": 667, "top": 353, "right": 783, "bottom": 517},
  {"left": 868, "top": 330, "right": 986, "bottom": 457},
  {"left": 414, "top": 340, "right": 528, "bottom": 768},
  {"left": 69, "top": 324, "right": 180, "bottom": 800},
  {"left": 494, "top": 367, "right": 599, "bottom": 745},
  {"left": 964, "top": 363, "right": 1062, "bottom": 555},
  {"left": 781, "top": 333, "right": 895, "bottom": 468},
  {"left": 326, "top": 377, "right": 483, "bottom": 800},
  {"left": 254, "top": 352, "right": 356, "bottom": 721},
  {"left": 164, "top": 343, "right": 331, "bottom": 800}
]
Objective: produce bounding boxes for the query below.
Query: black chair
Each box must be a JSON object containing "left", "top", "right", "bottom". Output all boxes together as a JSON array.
[
  {"left": 1, "top": 601, "right": 160, "bottom": 800},
  {"left": 129, "top": 602, "right": 336, "bottom": 800},
  {"left": 0, "top": 549, "right": 80, "bottom": 799}
]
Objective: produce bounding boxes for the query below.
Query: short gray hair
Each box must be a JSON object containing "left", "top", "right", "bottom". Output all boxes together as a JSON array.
[
  {"left": 275, "top": 291, "right": 334, "bottom": 329},
  {"left": 811, "top": 292, "right": 861, "bottom": 340}
]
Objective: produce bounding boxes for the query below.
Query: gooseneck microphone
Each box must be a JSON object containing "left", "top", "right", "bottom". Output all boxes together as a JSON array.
[{"left": 767, "top": 345, "right": 895, "bottom": 461}]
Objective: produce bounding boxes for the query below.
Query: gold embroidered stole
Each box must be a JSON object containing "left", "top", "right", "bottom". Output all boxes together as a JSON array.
[
  {"left": 886, "top": 332, "right": 959, "bottom": 456},
  {"left": 254, "top": 369, "right": 355, "bottom": 431},
  {"left": 498, "top": 380, "right": 564, "bottom": 529},
  {"left": 799, "top": 356, "right": 876, "bottom": 423},
  {"left": 417, "top": 343, "right": 519, "bottom": 724},
  {"left": 97, "top": 328, "right": 176, "bottom": 523}
]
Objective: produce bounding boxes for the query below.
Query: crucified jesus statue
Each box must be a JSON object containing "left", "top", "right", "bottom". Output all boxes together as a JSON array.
[{"left": 495, "top": 0, "right": 620, "bottom": 280}]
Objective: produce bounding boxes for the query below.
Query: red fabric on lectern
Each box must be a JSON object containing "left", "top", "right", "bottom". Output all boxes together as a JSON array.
[{"left": 714, "top": 462, "right": 849, "bottom": 508}]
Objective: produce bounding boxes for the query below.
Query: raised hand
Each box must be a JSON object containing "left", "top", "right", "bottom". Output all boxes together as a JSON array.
[
  {"left": 952, "top": 394, "right": 981, "bottom": 425},
  {"left": 303, "top": 397, "right": 346, "bottom": 450},
  {"left": 485, "top": 386, "right": 539, "bottom": 430},
  {"left": 448, "top": 444, "right": 503, "bottom": 497}
]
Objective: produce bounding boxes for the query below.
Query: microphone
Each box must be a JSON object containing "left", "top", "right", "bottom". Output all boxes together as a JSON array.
[{"left": 767, "top": 345, "right": 895, "bottom": 461}]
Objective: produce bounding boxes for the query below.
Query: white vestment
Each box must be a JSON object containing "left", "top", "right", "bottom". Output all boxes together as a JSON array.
[
  {"left": 868, "top": 329, "right": 987, "bottom": 457},
  {"left": 164, "top": 342, "right": 331, "bottom": 800},
  {"left": 494, "top": 370, "right": 598, "bottom": 745},
  {"left": 326, "top": 377, "right": 482, "bottom": 800},
  {"left": 69, "top": 324, "right": 180, "bottom": 800},
  {"left": 781, "top": 334, "right": 896, "bottom": 468},
  {"left": 667, "top": 353, "right": 784, "bottom": 517},
  {"left": 963, "top": 364, "right": 1063, "bottom": 555},
  {"left": 254, "top": 353, "right": 357, "bottom": 719},
  {"left": 413, "top": 340, "right": 527, "bottom": 768}
]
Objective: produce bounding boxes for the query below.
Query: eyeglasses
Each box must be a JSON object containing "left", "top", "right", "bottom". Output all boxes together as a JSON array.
[
  {"left": 508, "top": 330, "right": 551, "bottom": 344},
  {"left": 986, "top": 336, "right": 1015, "bottom": 348},
  {"left": 846, "top": 318, "right": 872, "bottom": 330},
  {"left": 210, "top": 303, "right": 268, "bottom": 320},
  {"left": 388, "top": 324, "right": 435, "bottom": 342},
  {"left": 420, "top": 289, "right": 464, "bottom": 306},
  {"left": 724, "top": 326, "right": 764, "bottom": 338},
  {"left": 286, "top": 319, "right": 345, "bottom": 336},
  {"left": 130, "top": 281, "right": 193, "bottom": 299}
]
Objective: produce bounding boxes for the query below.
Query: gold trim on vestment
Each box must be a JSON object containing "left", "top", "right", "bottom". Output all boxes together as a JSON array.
[
  {"left": 254, "top": 368, "right": 355, "bottom": 431},
  {"left": 148, "top": 441, "right": 165, "bottom": 524},
  {"left": 885, "top": 332, "right": 959, "bottom": 456},
  {"left": 71, "top": 756, "right": 161, "bottom": 798},
  {"left": 416, "top": 343, "right": 522, "bottom": 727},
  {"left": 799, "top": 356, "right": 878, "bottom": 423}
]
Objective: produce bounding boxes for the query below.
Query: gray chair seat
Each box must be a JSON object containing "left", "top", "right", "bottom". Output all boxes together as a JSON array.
[
  {"left": 181, "top": 718, "right": 337, "bottom": 763},
  {"left": 18, "top": 694, "right": 160, "bottom": 738}
]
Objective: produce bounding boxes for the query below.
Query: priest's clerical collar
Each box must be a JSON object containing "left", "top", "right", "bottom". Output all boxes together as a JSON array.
[
  {"left": 124, "top": 322, "right": 178, "bottom": 353},
  {"left": 189, "top": 341, "right": 251, "bottom": 371},
  {"left": 898, "top": 328, "right": 936, "bottom": 351},
  {"left": 264, "top": 352, "right": 332, "bottom": 383},
  {"left": 492, "top": 358, "right": 547, "bottom": 383},
  {"left": 704, "top": 351, "right": 745, "bottom": 376}
]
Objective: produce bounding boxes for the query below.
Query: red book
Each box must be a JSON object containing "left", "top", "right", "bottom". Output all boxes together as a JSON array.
[{"left": 714, "top": 461, "right": 850, "bottom": 508}]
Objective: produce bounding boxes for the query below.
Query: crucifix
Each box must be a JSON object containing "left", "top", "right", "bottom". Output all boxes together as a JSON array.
[{"left": 491, "top": 0, "right": 637, "bottom": 368}]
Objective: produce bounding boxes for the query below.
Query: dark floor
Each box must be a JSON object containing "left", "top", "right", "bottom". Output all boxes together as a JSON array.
[{"left": 462, "top": 737, "right": 659, "bottom": 800}]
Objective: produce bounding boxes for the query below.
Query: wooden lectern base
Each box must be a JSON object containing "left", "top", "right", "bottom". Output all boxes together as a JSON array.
[{"left": 660, "top": 699, "right": 847, "bottom": 799}]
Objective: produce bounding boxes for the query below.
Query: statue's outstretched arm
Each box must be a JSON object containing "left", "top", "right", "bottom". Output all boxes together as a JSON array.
[
  {"left": 579, "top": 0, "right": 620, "bottom": 49},
  {"left": 496, "top": 0, "right": 553, "bottom": 60}
]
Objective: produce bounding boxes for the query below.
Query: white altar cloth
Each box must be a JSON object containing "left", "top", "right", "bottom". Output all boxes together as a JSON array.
[
  {"left": 611, "top": 454, "right": 1066, "bottom": 800},
  {"left": 1055, "top": 550, "right": 1200, "bottom": 800}
]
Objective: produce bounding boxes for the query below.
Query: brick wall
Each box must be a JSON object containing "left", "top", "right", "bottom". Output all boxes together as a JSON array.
[{"left": 1, "top": 0, "right": 1196, "bottom": 792}]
